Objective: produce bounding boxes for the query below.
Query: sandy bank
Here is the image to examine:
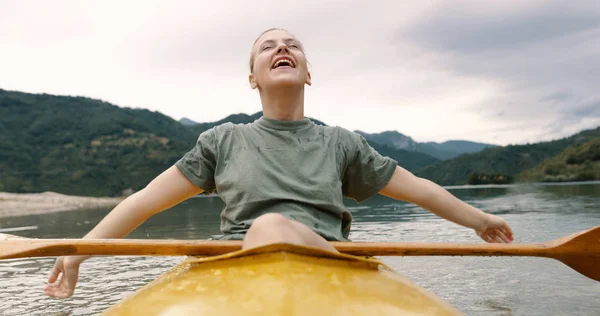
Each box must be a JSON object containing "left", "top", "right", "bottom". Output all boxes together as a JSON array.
[{"left": 0, "top": 192, "right": 123, "bottom": 218}]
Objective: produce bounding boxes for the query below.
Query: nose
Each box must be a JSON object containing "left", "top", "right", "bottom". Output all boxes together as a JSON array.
[{"left": 276, "top": 43, "right": 290, "bottom": 54}]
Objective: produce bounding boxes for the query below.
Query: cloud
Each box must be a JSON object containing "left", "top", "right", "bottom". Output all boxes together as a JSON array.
[
  {"left": 0, "top": 0, "right": 598, "bottom": 146},
  {"left": 540, "top": 91, "right": 575, "bottom": 103},
  {"left": 398, "top": 0, "right": 600, "bottom": 143},
  {"left": 559, "top": 98, "right": 600, "bottom": 119},
  {"left": 404, "top": 0, "right": 600, "bottom": 53}
]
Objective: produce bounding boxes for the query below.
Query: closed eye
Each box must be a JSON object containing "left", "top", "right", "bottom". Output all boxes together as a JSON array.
[{"left": 261, "top": 45, "right": 272, "bottom": 51}]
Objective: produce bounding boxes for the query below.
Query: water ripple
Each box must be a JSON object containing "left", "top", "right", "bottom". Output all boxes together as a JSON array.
[{"left": 0, "top": 183, "right": 599, "bottom": 315}]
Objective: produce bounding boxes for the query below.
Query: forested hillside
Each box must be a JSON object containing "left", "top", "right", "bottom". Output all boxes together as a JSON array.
[{"left": 0, "top": 90, "right": 439, "bottom": 196}]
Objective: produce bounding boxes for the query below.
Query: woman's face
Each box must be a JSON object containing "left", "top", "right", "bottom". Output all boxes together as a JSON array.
[{"left": 249, "top": 30, "right": 311, "bottom": 90}]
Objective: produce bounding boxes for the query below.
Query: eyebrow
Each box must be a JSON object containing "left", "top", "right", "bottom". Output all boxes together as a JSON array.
[{"left": 259, "top": 38, "right": 300, "bottom": 47}]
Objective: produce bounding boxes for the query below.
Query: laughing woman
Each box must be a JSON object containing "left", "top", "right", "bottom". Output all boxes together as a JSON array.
[{"left": 44, "top": 28, "right": 513, "bottom": 298}]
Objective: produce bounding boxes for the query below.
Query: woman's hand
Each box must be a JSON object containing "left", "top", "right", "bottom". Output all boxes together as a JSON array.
[
  {"left": 476, "top": 214, "right": 514, "bottom": 243},
  {"left": 43, "top": 256, "right": 85, "bottom": 298}
]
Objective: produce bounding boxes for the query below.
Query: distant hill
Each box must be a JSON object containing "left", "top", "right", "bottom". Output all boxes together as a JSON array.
[
  {"left": 4, "top": 89, "right": 594, "bottom": 194},
  {"left": 369, "top": 144, "right": 440, "bottom": 171},
  {"left": 519, "top": 137, "right": 600, "bottom": 182},
  {"left": 179, "top": 117, "right": 198, "bottom": 126},
  {"left": 355, "top": 130, "right": 495, "bottom": 160},
  {"left": 355, "top": 131, "right": 419, "bottom": 151},
  {"left": 420, "top": 140, "right": 496, "bottom": 160},
  {"left": 0, "top": 89, "right": 440, "bottom": 196},
  {"left": 415, "top": 127, "right": 600, "bottom": 185},
  {"left": 0, "top": 89, "right": 197, "bottom": 196}
]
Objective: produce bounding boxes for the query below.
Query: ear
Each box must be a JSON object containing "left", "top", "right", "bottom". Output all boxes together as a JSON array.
[
  {"left": 249, "top": 73, "right": 258, "bottom": 89},
  {"left": 305, "top": 71, "right": 312, "bottom": 86}
]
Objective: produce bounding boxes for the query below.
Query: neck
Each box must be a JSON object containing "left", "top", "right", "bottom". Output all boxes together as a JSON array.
[{"left": 259, "top": 85, "right": 305, "bottom": 121}]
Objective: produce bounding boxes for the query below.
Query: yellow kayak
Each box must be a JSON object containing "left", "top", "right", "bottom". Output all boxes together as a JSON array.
[{"left": 103, "top": 243, "right": 462, "bottom": 315}]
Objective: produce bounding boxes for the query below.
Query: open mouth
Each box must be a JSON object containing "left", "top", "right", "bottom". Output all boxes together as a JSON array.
[{"left": 272, "top": 57, "right": 295, "bottom": 69}]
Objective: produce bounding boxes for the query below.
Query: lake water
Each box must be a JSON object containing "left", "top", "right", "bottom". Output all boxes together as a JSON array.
[{"left": 1, "top": 183, "right": 599, "bottom": 315}]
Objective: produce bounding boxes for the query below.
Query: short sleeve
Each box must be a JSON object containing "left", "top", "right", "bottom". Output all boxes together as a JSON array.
[
  {"left": 342, "top": 132, "right": 397, "bottom": 202},
  {"left": 175, "top": 128, "right": 218, "bottom": 193}
]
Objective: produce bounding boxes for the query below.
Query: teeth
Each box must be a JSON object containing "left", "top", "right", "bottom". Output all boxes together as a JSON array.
[{"left": 273, "top": 58, "right": 293, "bottom": 68}]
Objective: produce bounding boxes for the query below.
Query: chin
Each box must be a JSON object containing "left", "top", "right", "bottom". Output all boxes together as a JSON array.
[{"left": 266, "top": 77, "right": 305, "bottom": 88}]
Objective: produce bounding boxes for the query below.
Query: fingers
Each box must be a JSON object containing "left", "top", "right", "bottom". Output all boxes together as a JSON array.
[
  {"left": 481, "top": 233, "right": 492, "bottom": 242},
  {"left": 497, "top": 217, "right": 514, "bottom": 241},
  {"left": 479, "top": 214, "right": 515, "bottom": 243},
  {"left": 503, "top": 224, "right": 514, "bottom": 241},
  {"left": 492, "top": 235, "right": 505, "bottom": 243},
  {"left": 499, "top": 226, "right": 513, "bottom": 242},
  {"left": 44, "top": 274, "right": 75, "bottom": 298},
  {"left": 495, "top": 229, "right": 512, "bottom": 243},
  {"left": 44, "top": 283, "right": 67, "bottom": 298},
  {"left": 480, "top": 229, "right": 513, "bottom": 243},
  {"left": 44, "top": 286, "right": 72, "bottom": 298},
  {"left": 44, "top": 258, "right": 78, "bottom": 299},
  {"left": 44, "top": 267, "right": 66, "bottom": 298},
  {"left": 484, "top": 214, "right": 515, "bottom": 241},
  {"left": 44, "top": 275, "right": 64, "bottom": 298}
]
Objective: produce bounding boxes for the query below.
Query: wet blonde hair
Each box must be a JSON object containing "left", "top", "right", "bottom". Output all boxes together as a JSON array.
[{"left": 249, "top": 28, "right": 306, "bottom": 73}]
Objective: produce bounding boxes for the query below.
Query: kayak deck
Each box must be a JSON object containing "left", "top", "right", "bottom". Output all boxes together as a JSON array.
[{"left": 103, "top": 243, "right": 462, "bottom": 315}]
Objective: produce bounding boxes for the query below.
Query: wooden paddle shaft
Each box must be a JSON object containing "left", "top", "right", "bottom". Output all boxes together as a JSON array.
[
  {"left": 1, "top": 239, "right": 562, "bottom": 259},
  {"left": 3, "top": 226, "right": 598, "bottom": 282},
  {"left": 334, "top": 242, "right": 560, "bottom": 257}
]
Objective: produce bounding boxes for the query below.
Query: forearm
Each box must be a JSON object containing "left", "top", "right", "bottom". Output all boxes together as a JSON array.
[
  {"left": 380, "top": 167, "right": 512, "bottom": 243},
  {"left": 416, "top": 178, "right": 488, "bottom": 230},
  {"left": 70, "top": 191, "right": 155, "bottom": 262},
  {"left": 83, "top": 190, "right": 154, "bottom": 240},
  {"left": 74, "top": 166, "right": 203, "bottom": 262}
]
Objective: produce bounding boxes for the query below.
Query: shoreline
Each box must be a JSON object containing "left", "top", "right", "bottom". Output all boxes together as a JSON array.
[
  {"left": 444, "top": 180, "right": 600, "bottom": 190},
  {"left": 2, "top": 180, "right": 598, "bottom": 218},
  {"left": 0, "top": 192, "right": 124, "bottom": 219}
]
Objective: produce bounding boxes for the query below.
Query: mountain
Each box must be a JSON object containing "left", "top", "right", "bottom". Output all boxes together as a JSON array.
[
  {"left": 519, "top": 137, "right": 600, "bottom": 182},
  {"left": 7, "top": 88, "right": 592, "bottom": 194},
  {"left": 355, "top": 130, "right": 419, "bottom": 151},
  {"left": 368, "top": 144, "right": 440, "bottom": 171},
  {"left": 0, "top": 89, "right": 197, "bottom": 196},
  {"left": 420, "top": 140, "right": 496, "bottom": 160},
  {"left": 355, "top": 130, "right": 495, "bottom": 160},
  {"left": 415, "top": 127, "right": 600, "bottom": 185},
  {"left": 426, "top": 140, "right": 495, "bottom": 154},
  {"left": 0, "top": 89, "right": 439, "bottom": 196},
  {"left": 179, "top": 117, "right": 198, "bottom": 126}
]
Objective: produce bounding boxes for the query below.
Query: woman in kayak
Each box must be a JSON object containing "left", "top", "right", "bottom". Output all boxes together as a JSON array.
[{"left": 45, "top": 28, "right": 514, "bottom": 298}]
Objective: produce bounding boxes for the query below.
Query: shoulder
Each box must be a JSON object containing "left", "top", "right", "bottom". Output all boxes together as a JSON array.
[
  {"left": 212, "top": 122, "right": 236, "bottom": 133},
  {"left": 193, "top": 123, "right": 235, "bottom": 147},
  {"left": 203, "top": 122, "right": 257, "bottom": 147},
  {"left": 309, "top": 124, "right": 365, "bottom": 159},
  {"left": 329, "top": 125, "right": 365, "bottom": 146},
  {"left": 330, "top": 125, "right": 358, "bottom": 137},
  {"left": 204, "top": 122, "right": 241, "bottom": 139}
]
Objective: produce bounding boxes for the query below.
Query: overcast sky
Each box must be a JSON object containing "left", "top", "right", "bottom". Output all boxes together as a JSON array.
[{"left": 1, "top": 0, "right": 599, "bottom": 145}]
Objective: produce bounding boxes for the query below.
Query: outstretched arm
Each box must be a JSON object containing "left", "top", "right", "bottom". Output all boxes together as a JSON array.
[
  {"left": 44, "top": 165, "right": 203, "bottom": 298},
  {"left": 77, "top": 166, "right": 203, "bottom": 241},
  {"left": 379, "top": 166, "right": 513, "bottom": 243}
]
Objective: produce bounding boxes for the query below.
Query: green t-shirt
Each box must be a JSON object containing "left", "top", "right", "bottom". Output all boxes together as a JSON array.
[{"left": 175, "top": 116, "right": 397, "bottom": 241}]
